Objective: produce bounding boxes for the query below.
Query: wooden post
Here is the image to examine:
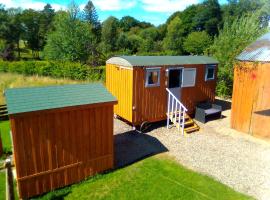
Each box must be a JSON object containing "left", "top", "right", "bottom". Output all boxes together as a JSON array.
[{"left": 5, "top": 158, "right": 15, "bottom": 200}]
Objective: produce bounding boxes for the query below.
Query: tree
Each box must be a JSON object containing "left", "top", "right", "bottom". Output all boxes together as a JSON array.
[
  {"left": 163, "top": 17, "right": 185, "bottom": 55},
  {"left": 183, "top": 31, "right": 212, "bottom": 55},
  {"left": 20, "top": 9, "right": 42, "bottom": 58},
  {"left": 44, "top": 9, "right": 95, "bottom": 63},
  {"left": 100, "top": 16, "right": 119, "bottom": 53},
  {"left": 120, "top": 16, "right": 139, "bottom": 32},
  {"left": 194, "top": 0, "right": 222, "bottom": 36},
  {"left": 39, "top": 4, "right": 55, "bottom": 50},
  {"left": 139, "top": 27, "right": 159, "bottom": 53},
  {"left": 83, "top": 1, "right": 101, "bottom": 39},
  {"left": 208, "top": 12, "right": 267, "bottom": 96}
]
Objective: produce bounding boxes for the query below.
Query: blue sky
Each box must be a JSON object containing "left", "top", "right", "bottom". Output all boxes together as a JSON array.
[{"left": 0, "top": 0, "right": 228, "bottom": 25}]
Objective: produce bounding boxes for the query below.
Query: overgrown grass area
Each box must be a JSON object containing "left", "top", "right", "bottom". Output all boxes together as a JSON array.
[
  {"left": 36, "top": 156, "right": 253, "bottom": 200},
  {"left": 0, "top": 121, "right": 11, "bottom": 155},
  {"left": 0, "top": 72, "right": 84, "bottom": 104},
  {"left": 0, "top": 172, "right": 5, "bottom": 200}
]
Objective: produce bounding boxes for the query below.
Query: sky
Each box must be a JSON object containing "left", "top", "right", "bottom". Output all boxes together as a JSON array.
[{"left": 0, "top": 0, "right": 228, "bottom": 25}]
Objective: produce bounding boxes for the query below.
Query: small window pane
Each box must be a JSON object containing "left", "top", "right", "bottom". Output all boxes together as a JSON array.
[
  {"left": 205, "top": 66, "right": 215, "bottom": 80},
  {"left": 148, "top": 71, "right": 159, "bottom": 84},
  {"left": 145, "top": 69, "right": 160, "bottom": 87},
  {"left": 182, "top": 68, "right": 196, "bottom": 87}
]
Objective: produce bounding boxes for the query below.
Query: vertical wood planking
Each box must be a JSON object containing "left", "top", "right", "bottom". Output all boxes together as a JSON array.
[
  {"left": 106, "top": 64, "right": 133, "bottom": 122},
  {"left": 131, "top": 65, "right": 217, "bottom": 125},
  {"left": 11, "top": 103, "right": 115, "bottom": 199}
]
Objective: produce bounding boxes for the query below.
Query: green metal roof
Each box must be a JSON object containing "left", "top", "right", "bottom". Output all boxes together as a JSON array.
[
  {"left": 106, "top": 56, "right": 218, "bottom": 67},
  {"left": 5, "top": 83, "right": 117, "bottom": 115}
]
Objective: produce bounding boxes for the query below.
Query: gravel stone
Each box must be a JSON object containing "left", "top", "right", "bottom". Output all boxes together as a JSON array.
[{"left": 113, "top": 108, "right": 270, "bottom": 200}]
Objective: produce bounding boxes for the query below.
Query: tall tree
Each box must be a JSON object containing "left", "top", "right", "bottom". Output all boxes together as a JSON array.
[
  {"left": 39, "top": 4, "right": 55, "bottom": 49},
  {"left": 163, "top": 17, "right": 185, "bottom": 55},
  {"left": 20, "top": 9, "right": 42, "bottom": 58},
  {"left": 100, "top": 16, "right": 119, "bottom": 53},
  {"left": 83, "top": 1, "right": 101, "bottom": 39},
  {"left": 44, "top": 6, "right": 95, "bottom": 63},
  {"left": 194, "top": 0, "right": 222, "bottom": 36}
]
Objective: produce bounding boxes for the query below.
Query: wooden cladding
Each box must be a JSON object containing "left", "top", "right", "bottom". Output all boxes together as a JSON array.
[
  {"left": 10, "top": 103, "right": 114, "bottom": 198},
  {"left": 106, "top": 64, "right": 133, "bottom": 122},
  {"left": 106, "top": 64, "right": 217, "bottom": 125},
  {"left": 231, "top": 62, "right": 270, "bottom": 138}
]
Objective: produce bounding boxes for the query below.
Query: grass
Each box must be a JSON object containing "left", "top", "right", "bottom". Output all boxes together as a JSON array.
[
  {"left": 0, "top": 121, "right": 11, "bottom": 157},
  {"left": 36, "top": 156, "right": 253, "bottom": 200},
  {"left": 0, "top": 172, "right": 5, "bottom": 200},
  {"left": 0, "top": 72, "right": 83, "bottom": 104}
]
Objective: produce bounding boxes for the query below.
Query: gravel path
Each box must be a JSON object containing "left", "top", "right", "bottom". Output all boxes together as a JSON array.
[{"left": 114, "top": 109, "right": 270, "bottom": 200}]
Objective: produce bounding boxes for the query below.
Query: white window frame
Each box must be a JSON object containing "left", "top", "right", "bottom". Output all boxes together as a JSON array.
[
  {"left": 205, "top": 65, "right": 216, "bottom": 81},
  {"left": 145, "top": 68, "right": 161, "bottom": 87},
  {"left": 182, "top": 68, "right": 196, "bottom": 87}
]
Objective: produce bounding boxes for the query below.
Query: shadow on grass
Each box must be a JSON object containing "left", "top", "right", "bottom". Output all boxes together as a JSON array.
[{"left": 114, "top": 129, "right": 168, "bottom": 169}]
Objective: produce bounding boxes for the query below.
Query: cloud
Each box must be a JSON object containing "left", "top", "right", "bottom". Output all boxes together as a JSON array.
[
  {"left": 0, "top": 0, "right": 66, "bottom": 10},
  {"left": 141, "top": 0, "right": 199, "bottom": 13},
  {"left": 92, "top": 0, "right": 136, "bottom": 11}
]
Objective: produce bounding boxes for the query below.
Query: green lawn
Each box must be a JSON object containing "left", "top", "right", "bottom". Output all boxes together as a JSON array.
[
  {"left": 0, "top": 121, "right": 12, "bottom": 156},
  {"left": 36, "top": 156, "right": 253, "bottom": 200},
  {"left": 0, "top": 172, "right": 5, "bottom": 200}
]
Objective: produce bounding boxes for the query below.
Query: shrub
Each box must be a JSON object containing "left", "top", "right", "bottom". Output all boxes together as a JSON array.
[{"left": 0, "top": 61, "right": 105, "bottom": 81}]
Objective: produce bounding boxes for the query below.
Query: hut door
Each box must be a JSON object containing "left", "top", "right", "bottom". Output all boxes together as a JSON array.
[{"left": 167, "top": 68, "right": 183, "bottom": 100}]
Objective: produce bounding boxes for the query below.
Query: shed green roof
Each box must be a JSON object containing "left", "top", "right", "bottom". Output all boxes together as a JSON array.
[
  {"left": 106, "top": 56, "right": 218, "bottom": 67},
  {"left": 5, "top": 83, "right": 116, "bottom": 115}
]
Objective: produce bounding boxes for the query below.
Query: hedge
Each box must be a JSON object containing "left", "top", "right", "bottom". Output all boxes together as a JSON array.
[{"left": 0, "top": 61, "right": 105, "bottom": 81}]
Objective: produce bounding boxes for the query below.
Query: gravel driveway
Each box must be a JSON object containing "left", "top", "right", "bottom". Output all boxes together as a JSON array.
[{"left": 114, "top": 100, "right": 270, "bottom": 200}]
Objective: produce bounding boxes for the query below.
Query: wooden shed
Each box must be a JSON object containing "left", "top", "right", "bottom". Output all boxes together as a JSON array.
[
  {"left": 5, "top": 83, "right": 117, "bottom": 198},
  {"left": 106, "top": 56, "right": 218, "bottom": 133},
  {"left": 231, "top": 32, "right": 270, "bottom": 139}
]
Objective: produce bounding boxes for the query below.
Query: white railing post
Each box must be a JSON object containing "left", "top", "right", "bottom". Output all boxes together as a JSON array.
[
  {"left": 166, "top": 88, "right": 187, "bottom": 134},
  {"left": 167, "top": 93, "right": 171, "bottom": 129},
  {"left": 182, "top": 111, "right": 185, "bottom": 135}
]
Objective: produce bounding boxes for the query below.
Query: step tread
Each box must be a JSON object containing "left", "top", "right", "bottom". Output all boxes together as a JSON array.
[
  {"left": 184, "top": 120, "right": 194, "bottom": 126},
  {"left": 184, "top": 125, "right": 200, "bottom": 133}
]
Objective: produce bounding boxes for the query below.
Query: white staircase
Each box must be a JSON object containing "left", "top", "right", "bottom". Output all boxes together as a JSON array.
[{"left": 166, "top": 88, "right": 199, "bottom": 135}]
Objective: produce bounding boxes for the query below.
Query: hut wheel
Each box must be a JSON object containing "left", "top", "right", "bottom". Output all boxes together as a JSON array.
[{"left": 140, "top": 121, "right": 151, "bottom": 133}]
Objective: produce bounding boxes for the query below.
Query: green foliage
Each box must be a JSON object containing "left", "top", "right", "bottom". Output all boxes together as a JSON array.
[
  {"left": 0, "top": 172, "right": 5, "bottom": 199},
  {"left": 83, "top": 0, "right": 101, "bottom": 40},
  {"left": 36, "top": 157, "right": 253, "bottom": 200},
  {"left": 208, "top": 12, "right": 267, "bottom": 97},
  {"left": 44, "top": 11, "right": 95, "bottom": 63},
  {"left": 0, "top": 61, "right": 105, "bottom": 81},
  {"left": 183, "top": 31, "right": 212, "bottom": 55},
  {"left": 163, "top": 17, "right": 185, "bottom": 55},
  {"left": 0, "top": 121, "right": 12, "bottom": 154},
  {"left": 100, "top": 16, "right": 119, "bottom": 53},
  {"left": 120, "top": 16, "right": 140, "bottom": 32}
]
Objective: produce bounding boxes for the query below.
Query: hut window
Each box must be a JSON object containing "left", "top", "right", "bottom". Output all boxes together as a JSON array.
[
  {"left": 182, "top": 68, "right": 196, "bottom": 87},
  {"left": 145, "top": 68, "right": 160, "bottom": 87},
  {"left": 205, "top": 65, "right": 215, "bottom": 81}
]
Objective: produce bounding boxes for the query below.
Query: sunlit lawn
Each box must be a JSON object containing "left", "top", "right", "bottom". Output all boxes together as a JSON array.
[
  {"left": 0, "top": 121, "right": 11, "bottom": 156},
  {"left": 36, "top": 156, "right": 253, "bottom": 200}
]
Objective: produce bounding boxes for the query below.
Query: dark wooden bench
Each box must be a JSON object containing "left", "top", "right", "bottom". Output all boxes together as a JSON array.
[{"left": 195, "top": 102, "right": 222, "bottom": 123}]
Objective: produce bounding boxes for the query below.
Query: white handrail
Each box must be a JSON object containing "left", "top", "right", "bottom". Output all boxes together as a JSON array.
[
  {"left": 166, "top": 88, "right": 188, "bottom": 135},
  {"left": 166, "top": 88, "right": 187, "bottom": 111}
]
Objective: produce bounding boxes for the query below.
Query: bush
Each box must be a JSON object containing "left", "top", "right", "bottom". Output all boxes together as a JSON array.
[{"left": 0, "top": 61, "right": 105, "bottom": 81}]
